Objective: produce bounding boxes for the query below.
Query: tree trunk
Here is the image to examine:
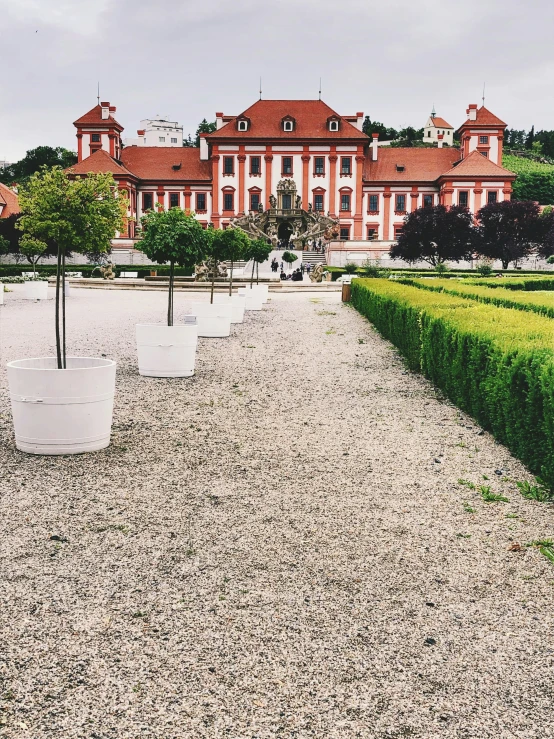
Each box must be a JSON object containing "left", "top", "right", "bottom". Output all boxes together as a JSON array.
[
  {"left": 256, "top": 262, "right": 259, "bottom": 285},
  {"left": 210, "top": 258, "right": 216, "bottom": 304},
  {"left": 55, "top": 245, "right": 62, "bottom": 370},
  {"left": 167, "top": 260, "right": 175, "bottom": 326},
  {"left": 502, "top": 259, "right": 510, "bottom": 270},
  {"left": 229, "top": 259, "right": 233, "bottom": 296},
  {"left": 250, "top": 259, "right": 255, "bottom": 289},
  {"left": 62, "top": 248, "right": 66, "bottom": 369}
]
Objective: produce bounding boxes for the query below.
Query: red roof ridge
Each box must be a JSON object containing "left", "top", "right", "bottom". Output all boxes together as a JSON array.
[
  {"left": 0, "top": 182, "right": 20, "bottom": 217},
  {"left": 429, "top": 116, "right": 453, "bottom": 129},
  {"left": 66, "top": 148, "right": 136, "bottom": 178},
  {"left": 73, "top": 104, "right": 123, "bottom": 131},
  {"left": 440, "top": 149, "right": 514, "bottom": 178}
]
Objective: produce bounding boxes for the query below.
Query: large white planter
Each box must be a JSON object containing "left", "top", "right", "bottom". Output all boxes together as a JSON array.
[
  {"left": 213, "top": 294, "right": 246, "bottom": 324},
  {"left": 250, "top": 284, "right": 269, "bottom": 303},
  {"left": 0, "top": 284, "right": 3, "bottom": 305},
  {"left": 238, "top": 287, "right": 263, "bottom": 311},
  {"left": 23, "top": 281, "right": 48, "bottom": 300},
  {"left": 191, "top": 302, "right": 232, "bottom": 337},
  {"left": 136, "top": 323, "right": 198, "bottom": 377},
  {"left": 6, "top": 357, "right": 116, "bottom": 455},
  {"left": 64, "top": 280, "right": 71, "bottom": 297}
]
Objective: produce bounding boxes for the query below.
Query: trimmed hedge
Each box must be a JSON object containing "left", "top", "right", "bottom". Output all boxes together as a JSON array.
[
  {"left": 325, "top": 266, "right": 554, "bottom": 282},
  {"left": 351, "top": 278, "right": 554, "bottom": 489},
  {"left": 0, "top": 264, "right": 193, "bottom": 279},
  {"left": 466, "top": 277, "right": 554, "bottom": 291},
  {"left": 397, "top": 277, "right": 554, "bottom": 318}
]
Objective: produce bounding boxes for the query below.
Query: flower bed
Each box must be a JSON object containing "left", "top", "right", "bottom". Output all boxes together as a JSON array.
[{"left": 351, "top": 278, "right": 554, "bottom": 489}]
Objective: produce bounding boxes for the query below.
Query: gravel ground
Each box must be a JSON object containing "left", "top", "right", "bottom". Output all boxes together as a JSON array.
[{"left": 1, "top": 286, "right": 553, "bottom": 739}]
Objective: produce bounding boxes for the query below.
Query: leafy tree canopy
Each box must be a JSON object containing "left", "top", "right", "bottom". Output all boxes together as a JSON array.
[
  {"left": 210, "top": 226, "right": 250, "bottom": 263},
  {"left": 183, "top": 119, "right": 217, "bottom": 148},
  {"left": 390, "top": 204, "right": 476, "bottom": 266},
  {"left": 475, "top": 200, "right": 543, "bottom": 269},
  {"left": 17, "top": 167, "right": 127, "bottom": 257},
  {"left": 138, "top": 207, "right": 209, "bottom": 267},
  {"left": 0, "top": 146, "right": 77, "bottom": 185},
  {"left": 19, "top": 235, "right": 47, "bottom": 270}
]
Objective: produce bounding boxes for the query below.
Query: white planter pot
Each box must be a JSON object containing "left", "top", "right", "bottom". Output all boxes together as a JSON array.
[
  {"left": 237, "top": 287, "right": 263, "bottom": 311},
  {"left": 0, "top": 284, "right": 3, "bottom": 305},
  {"left": 6, "top": 357, "right": 116, "bottom": 455},
  {"left": 250, "top": 284, "right": 269, "bottom": 303},
  {"left": 213, "top": 294, "right": 246, "bottom": 324},
  {"left": 136, "top": 323, "right": 198, "bottom": 377},
  {"left": 23, "top": 281, "right": 49, "bottom": 300},
  {"left": 191, "top": 302, "right": 232, "bottom": 337},
  {"left": 64, "top": 280, "right": 71, "bottom": 297}
]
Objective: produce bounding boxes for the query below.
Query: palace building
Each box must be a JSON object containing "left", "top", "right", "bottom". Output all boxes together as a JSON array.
[{"left": 70, "top": 98, "right": 516, "bottom": 259}]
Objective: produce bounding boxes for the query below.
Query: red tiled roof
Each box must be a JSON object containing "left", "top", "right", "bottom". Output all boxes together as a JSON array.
[
  {"left": 459, "top": 106, "right": 506, "bottom": 129},
  {"left": 67, "top": 148, "right": 136, "bottom": 178},
  {"left": 207, "top": 99, "right": 367, "bottom": 140},
  {"left": 120, "top": 147, "right": 212, "bottom": 181},
  {"left": 73, "top": 104, "right": 123, "bottom": 131},
  {"left": 428, "top": 116, "right": 453, "bottom": 129},
  {"left": 440, "top": 150, "right": 515, "bottom": 179},
  {"left": 364, "top": 147, "right": 460, "bottom": 182},
  {"left": 0, "top": 182, "right": 20, "bottom": 218}
]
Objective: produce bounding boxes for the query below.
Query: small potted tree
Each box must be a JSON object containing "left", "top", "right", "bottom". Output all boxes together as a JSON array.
[
  {"left": 7, "top": 166, "right": 126, "bottom": 455},
  {"left": 211, "top": 227, "right": 250, "bottom": 323},
  {"left": 240, "top": 237, "right": 273, "bottom": 305},
  {"left": 19, "top": 235, "right": 49, "bottom": 300},
  {"left": 191, "top": 226, "right": 234, "bottom": 337},
  {"left": 136, "top": 207, "right": 209, "bottom": 376},
  {"left": 281, "top": 250, "right": 298, "bottom": 275}
]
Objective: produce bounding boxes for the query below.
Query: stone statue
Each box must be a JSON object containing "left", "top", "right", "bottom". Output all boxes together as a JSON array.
[
  {"left": 269, "top": 194, "right": 277, "bottom": 208},
  {"left": 100, "top": 262, "right": 115, "bottom": 280},
  {"left": 309, "top": 264, "right": 325, "bottom": 283},
  {"left": 194, "top": 260, "right": 227, "bottom": 282},
  {"left": 308, "top": 203, "right": 313, "bottom": 213},
  {"left": 295, "top": 195, "right": 302, "bottom": 209},
  {"left": 258, "top": 202, "right": 264, "bottom": 213}
]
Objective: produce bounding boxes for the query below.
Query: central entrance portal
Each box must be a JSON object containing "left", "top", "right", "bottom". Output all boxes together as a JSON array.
[{"left": 278, "top": 221, "right": 293, "bottom": 244}]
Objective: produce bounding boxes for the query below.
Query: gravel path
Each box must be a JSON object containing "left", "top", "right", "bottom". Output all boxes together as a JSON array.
[{"left": 1, "top": 287, "right": 553, "bottom": 739}]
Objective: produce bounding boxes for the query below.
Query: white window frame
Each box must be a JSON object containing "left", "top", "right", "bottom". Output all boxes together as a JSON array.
[
  {"left": 159, "top": 136, "right": 165, "bottom": 143},
  {"left": 329, "top": 120, "right": 339, "bottom": 132},
  {"left": 283, "top": 120, "right": 294, "bottom": 132},
  {"left": 238, "top": 120, "right": 248, "bottom": 132}
]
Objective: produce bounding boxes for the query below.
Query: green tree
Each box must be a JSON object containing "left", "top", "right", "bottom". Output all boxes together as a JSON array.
[
  {"left": 19, "top": 235, "right": 47, "bottom": 275},
  {"left": 138, "top": 208, "right": 209, "bottom": 324},
  {"left": 182, "top": 119, "right": 217, "bottom": 148},
  {"left": 362, "top": 116, "right": 398, "bottom": 141},
  {"left": 281, "top": 250, "right": 298, "bottom": 273},
  {"left": 246, "top": 238, "right": 273, "bottom": 287},
  {"left": 0, "top": 234, "right": 8, "bottom": 259},
  {"left": 18, "top": 167, "right": 127, "bottom": 368},
  {"left": 0, "top": 146, "right": 77, "bottom": 185},
  {"left": 210, "top": 227, "right": 250, "bottom": 296}
]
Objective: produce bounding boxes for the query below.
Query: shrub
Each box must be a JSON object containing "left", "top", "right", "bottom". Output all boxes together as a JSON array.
[
  {"left": 344, "top": 262, "right": 358, "bottom": 274},
  {"left": 476, "top": 263, "right": 493, "bottom": 277},
  {"left": 351, "top": 278, "right": 554, "bottom": 489}
]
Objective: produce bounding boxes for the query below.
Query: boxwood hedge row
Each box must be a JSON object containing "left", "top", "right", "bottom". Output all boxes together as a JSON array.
[{"left": 351, "top": 278, "right": 554, "bottom": 489}]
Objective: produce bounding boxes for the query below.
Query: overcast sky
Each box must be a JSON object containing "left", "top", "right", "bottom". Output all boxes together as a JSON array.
[{"left": 1, "top": 0, "right": 553, "bottom": 162}]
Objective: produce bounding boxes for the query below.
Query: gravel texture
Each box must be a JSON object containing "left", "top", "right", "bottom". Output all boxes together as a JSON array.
[{"left": 1, "top": 287, "right": 554, "bottom": 739}]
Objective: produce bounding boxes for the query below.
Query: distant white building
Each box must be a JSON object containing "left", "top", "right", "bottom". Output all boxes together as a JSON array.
[
  {"left": 124, "top": 115, "right": 183, "bottom": 147},
  {"left": 423, "top": 107, "right": 454, "bottom": 145}
]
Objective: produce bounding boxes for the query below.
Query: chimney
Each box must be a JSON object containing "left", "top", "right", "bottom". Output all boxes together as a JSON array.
[
  {"left": 216, "top": 112, "right": 224, "bottom": 130},
  {"left": 356, "top": 111, "right": 364, "bottom": 131},
  {"left": 101, "top": 101, "right": 110, "bottom": 120},
  {"left": 371, "top": 133, "right": 379, "bottom": 161},
  {"left": 137, "top": 129, "right": 145, "bottom": 136},
  {"left": 437, "top": 134, "right": 444, "bottom": 148},
  {"left": 467, "top": 103, "right": 478, "bottom": 121}
]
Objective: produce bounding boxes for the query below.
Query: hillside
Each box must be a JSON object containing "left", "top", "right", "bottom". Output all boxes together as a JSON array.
[{"left": 503, "top": 153, "right": 554, "bottom": 204}]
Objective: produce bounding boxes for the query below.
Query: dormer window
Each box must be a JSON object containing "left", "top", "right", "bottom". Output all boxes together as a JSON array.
[
  {"left": 327, "top": 116, "right": 340, "bottom": 132},
  {"left": 237, "top": 118, "right": 249, "bottom": 132},
  {"left": 396, "top": 164, "right": 405, "bottom": 172},
  {"left": 282, "top": 116, "right": 296, "bottom": 132}
]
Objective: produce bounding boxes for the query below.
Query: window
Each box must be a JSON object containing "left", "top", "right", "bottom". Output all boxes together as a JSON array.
[
  {"left": 368, "top": 194, "right": 379, "bottom": 213},
  {"left": 91, "top": 133, "right": 101, "bottom": 143},
  {"left": 341, "top": 193, "right": 351, "bottom": 211},
  {"left": 395, "top": 194, "right": 406, "bottom": 212},
  {"left": 427, "top": 130, "right": 431, "bottom": 137},
  {"left": 458, "top": 191, "right": 469, "bottom": 207},
  {"left": 171, "top": 137, "right": 178, "bottom": 144},
  {"left": 283, "top": 120, "right": 294, "bottom": 132},
  {"left": 224, "top": 157, "right": 234, "bottom": 174},
  {"left": 282, "top": 193, "right": 292, "bottom": 209},
  {"left": 487, "top": 191, "right": 498, "bottom": 204},
  {"left": 341, "top": 157, "right": 352, "bottom": 175},
  {"left": 224, "top": 193, "right": 234, "bottom": 211},
  {"left": 238, "top": 120, "right": 248, "bottom": 132},
  {"left": 282, "top": 157, "right": 293, "bottom": 175},
  {"left": 423, "top": 194, "right": 433, "bottom": 207},
  {"left": 169, "top": 193, "right": 179, "bottom": 208},
  {"left": 196, "top": 193, "right": 206, "bottom": 211},
  {"left": 329, "top": 120, "right": 339, "bottom": 132},
  {"left": 394, "top": 226, "right": 403, "bottom": 240},
  {"left": 250, "top": 192, "right": 260, "bottom": 211},
  {"left": 340, "top": 227, "right": 350, "bottom": 241},
  {"left": 250, "top": 156, "right": 261, "bottom": 175},
  {"left": 314, "top": 157, "right": 325, "bottom": 175},
  {"left": 367, "top": 227, "right": 377, "bottom": 240},
  {"left": 480, "top": 150, "right": 488, "bottom": 158},
  {"left": 314, "top": 194, "right": 324, "bottom": 212},
  {"left": 159, "top": 136, "right": 166, "bottom": 143},
  {"left": 142, "top": 193, "right": 153, "bottom": 211},
  {"left": 479, "top": 136, "right": 489, "bottom": 144}
]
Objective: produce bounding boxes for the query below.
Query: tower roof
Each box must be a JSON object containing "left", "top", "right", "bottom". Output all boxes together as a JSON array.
[
  {"left": 67, "top": 148, "right": 136, "bottom": 178},
  {"left": 440, "top": 150, "right": 515, "bottom": 178},
  {"left": 458, "top": 106, "right": 507, "bottom": 130},
  {"left": 73, "top": 104, "right": 123, "bottom": 131},
  {"left": 428, "top": 116, "right": 453, "bottom": 129}
]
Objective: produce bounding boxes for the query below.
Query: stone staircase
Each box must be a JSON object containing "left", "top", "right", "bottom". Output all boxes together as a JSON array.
[{"left": 302, "top": 252, "right": 326, "bottom": 267}]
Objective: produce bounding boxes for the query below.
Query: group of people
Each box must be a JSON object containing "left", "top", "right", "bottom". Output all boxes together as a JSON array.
[
  {"left": 274, "top": 239, "right": 324, "bottom": 252},
  {"left": 271, "top": 258, "right": 311, "bottom": 281}
]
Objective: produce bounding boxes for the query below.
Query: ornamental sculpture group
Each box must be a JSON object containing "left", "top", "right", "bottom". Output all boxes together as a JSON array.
[{"left": 230, "top": 179, "right": 340, "bottom": 250}]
